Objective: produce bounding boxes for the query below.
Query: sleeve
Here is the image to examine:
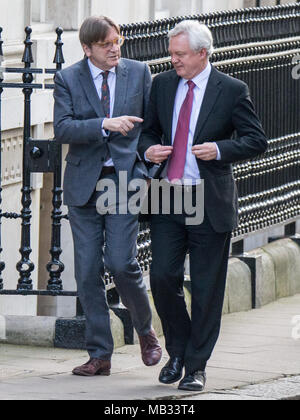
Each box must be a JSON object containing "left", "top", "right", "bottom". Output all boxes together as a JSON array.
[
  {"left": 53, "top": 71, "right": 106, "bottom": 145},
  {"left": 216, "top": 84, "right": 268, "bottom": 163},
  {"left": 143, "top": 63, "right": 152, "bottom": 116},
  {"left": 138, "top": 75, "right": 164, "bottom": 162}
]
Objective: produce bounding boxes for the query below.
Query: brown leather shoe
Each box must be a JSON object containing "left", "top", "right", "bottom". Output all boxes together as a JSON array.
[
  {"left": 139, "top": 327, "right": 162, "bottom": 367},
  {"left": 72, "top": 358, "right": 111, "bottom": 377}
]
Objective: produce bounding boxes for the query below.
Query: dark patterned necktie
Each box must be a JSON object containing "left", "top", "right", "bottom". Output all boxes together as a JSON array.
[{"left": 101, "top": 71, "right": 110, "bottom": 118}]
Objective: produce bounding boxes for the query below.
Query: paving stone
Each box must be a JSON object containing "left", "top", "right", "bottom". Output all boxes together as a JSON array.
[{"left": 0, "top": 295, "right": 299, "bottom": 400}]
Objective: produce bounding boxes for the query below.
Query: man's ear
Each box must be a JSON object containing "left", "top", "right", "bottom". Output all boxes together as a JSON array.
[
  {"left": 199, "top": 48, "right": 208, "bottom": 59},
  {"left": 82, "top": 43, "right": 91, "bottom": 58}
]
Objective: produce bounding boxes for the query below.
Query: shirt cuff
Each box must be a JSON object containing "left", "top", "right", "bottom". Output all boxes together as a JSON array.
[
  {"left": 214, "top": 143, "right": 221, "bottom": 160},
  {"left": 101, "top": 119, "right": 109, "bottom": 137},
  {"left": 144, "top": 152, "right": 151, "bottom": 163}
]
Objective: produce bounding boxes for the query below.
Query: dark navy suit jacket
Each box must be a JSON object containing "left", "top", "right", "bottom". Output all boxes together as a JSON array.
[{"left": 138, "top": 66, "right": 268, "bottom": 232}]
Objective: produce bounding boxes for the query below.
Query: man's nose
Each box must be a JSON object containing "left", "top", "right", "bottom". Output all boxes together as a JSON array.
[{"left": 110, "top": 43, "right": 119, "bottom": 53}]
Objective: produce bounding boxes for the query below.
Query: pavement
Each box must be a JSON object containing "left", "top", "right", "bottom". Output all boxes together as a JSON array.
[{"left": 0, "top": 294, "right": 300, "bottom": 401}]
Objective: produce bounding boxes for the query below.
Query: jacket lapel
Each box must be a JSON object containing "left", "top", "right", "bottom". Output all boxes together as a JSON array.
[
  {"left": 113, "top": 59, "right": 128, "bottom": 117},
  {"left": 79, "top": 58, "right": 105, "bottom": 118},
  {"left": 193, "top": 66, "right": 222, "bottom": 144},
  {"left": 164, "top": 71, "right": 180, "bottom": 145}
]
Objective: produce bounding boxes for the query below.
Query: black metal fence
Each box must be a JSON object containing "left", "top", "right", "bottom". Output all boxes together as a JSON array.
[
  {"left": 0, "top": 3, "right": 299, "bottom": 297},
  {"left": 120, "top": 2, "right": 300, "bottom": 60}
]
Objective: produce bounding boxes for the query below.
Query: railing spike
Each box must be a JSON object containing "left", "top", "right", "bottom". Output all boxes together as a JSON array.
[
  {"left": 54, "top": 27, "right": 65, "bottom": 70},
  {"left": 22, "top": 26, "right": 33, "bottom": 66}
]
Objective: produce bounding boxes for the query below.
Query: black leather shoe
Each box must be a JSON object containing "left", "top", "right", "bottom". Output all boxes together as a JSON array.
[
  {"left": 178, "top": 371, "right": 206, "bottom": 391},
  {"left": 159, "top": 357, "right": 184, "bottom": 384}
]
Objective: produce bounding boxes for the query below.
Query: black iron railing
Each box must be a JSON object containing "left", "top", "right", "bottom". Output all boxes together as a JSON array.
[
  {"left": 0, "top": 4, "right": 299, "bottom": 296},
  {"left": 212, "top": 49, "right": 300, "bottom": 238},
  {"left": 120, "top": 3, "right": 300, "bottom": 60}
]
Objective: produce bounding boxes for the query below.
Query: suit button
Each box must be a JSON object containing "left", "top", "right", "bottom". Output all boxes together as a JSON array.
[{"left": 101, "top": 158, "right": 105, "bottom": 162}]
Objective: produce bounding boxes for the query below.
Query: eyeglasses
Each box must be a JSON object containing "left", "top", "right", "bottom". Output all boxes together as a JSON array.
[{"left": 94, "top": 36, "right": 125, "bottom": 50}]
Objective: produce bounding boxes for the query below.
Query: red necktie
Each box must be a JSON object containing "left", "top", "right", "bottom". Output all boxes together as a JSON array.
[{"left": 167, "top": 80, "right": 196, "bottom": 182}]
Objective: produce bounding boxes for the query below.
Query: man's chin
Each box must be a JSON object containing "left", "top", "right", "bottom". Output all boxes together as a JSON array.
[
  {"left": 108, "top": 57, "right": 120, "bottom": 67},
  {"left": 175, "top": 68, "right": 185, "bottom": 77}
]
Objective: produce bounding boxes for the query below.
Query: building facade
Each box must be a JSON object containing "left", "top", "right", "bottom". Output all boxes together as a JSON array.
[{"left": 0, "top": 0, "right": 295, "bottom": 317}]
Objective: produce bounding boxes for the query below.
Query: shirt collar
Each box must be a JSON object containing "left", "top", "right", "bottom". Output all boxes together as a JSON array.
[
  {"left": 87, "top": 58, "right": 116, "bottom": 80},
  {"left": 183, "top": 62, "right": 212, "bottom": 88}
]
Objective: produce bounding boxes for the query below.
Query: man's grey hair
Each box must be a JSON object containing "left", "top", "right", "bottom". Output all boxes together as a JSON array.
[{"left": 168, "top": 20, "right": 214, "bottom": 57}]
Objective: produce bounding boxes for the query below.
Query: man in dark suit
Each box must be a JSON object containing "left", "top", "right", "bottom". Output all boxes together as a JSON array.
[
  {"left": 54, "top": 16, "right": 162, "bottom": 377},
  {"left": 138, "top": 20, "right": 268, "bottom": 391}
]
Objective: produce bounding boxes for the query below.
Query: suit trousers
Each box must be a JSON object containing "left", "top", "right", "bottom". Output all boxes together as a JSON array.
[
  {"left": 150, "top": 186, "right": 231, "bottom": 374},
  {"left": 68, "top": 174, "right": 152, "bottom": 360}
]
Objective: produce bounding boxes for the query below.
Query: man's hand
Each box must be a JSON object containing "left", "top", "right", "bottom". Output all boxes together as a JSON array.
[
  {"left": 192, "top": 143, "right": 218, "bottom": 161},
  {"left": 145, "top": 145, "right": 173, "bottom": 164},
  {"left": 103, "top": 116, "right": 143, "bottom": 136}
]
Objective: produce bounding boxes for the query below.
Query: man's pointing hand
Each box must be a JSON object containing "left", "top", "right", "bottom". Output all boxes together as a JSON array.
[{"left": 103, "top": 116, "right": 143, "bottom": 136}]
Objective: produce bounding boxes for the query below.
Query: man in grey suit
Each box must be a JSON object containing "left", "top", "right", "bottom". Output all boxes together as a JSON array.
[{"left": 54, "top": 16, "right": 162, "bottom": 377}]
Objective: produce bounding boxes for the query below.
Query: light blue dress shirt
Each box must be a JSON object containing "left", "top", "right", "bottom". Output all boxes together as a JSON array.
[
  {"left": 88, "top": 59, "right": 115, "bottom": 167},
  {"left": 165, "top": 62, "right": 221, "bottom": 185}
]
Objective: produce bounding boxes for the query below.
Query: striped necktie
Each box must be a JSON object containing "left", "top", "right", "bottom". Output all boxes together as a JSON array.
[{"left": 101, "top": 71, "right": 110, "bottom": 118}]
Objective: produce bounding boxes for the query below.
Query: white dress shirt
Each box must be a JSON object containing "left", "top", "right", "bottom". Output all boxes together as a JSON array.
[
  {"left": 164, "top": 62, "right": 221, "bottom": 185},
  {"left": 88, "top": 58, "right": 115, "bottom": 167}
]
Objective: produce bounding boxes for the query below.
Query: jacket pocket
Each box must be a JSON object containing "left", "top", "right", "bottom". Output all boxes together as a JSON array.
[{"left": 65, "top": 153, "right": 81, "bottom": 166}]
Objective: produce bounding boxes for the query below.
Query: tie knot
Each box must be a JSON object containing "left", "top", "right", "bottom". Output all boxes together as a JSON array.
[
  {"left": 101, "top": 71, "right": 109, "bottom": 80},
  {"left": 187, "top": 80, "right": 196, "bottom": 90}
]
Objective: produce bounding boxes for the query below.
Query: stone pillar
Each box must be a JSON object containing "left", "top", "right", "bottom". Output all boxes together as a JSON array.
[
  {"left": 90, "top": 0, "right": 151, "bottom": 24},
  {"left": 245, "top": 0, "right": 277, "bottom": 6},
  {"left": 229, "top": 0, "right": 245, "bottom": 9},
  {"left": 132, "top": 0, "right": 153, "bottom": 22},
  {"left": 48, "top": 0, "right": 87, "bottom": 30},
  {"left": 260, "top": 0, "right": 277, "bottom": 6},
  {"left": 202, "top": 0, "right": 244, "bottom": 13},
  {"left": 202, "top": 0, "right": 227, "bottom": 13},
  {"left": 244, "top": 0, "right": 254, "bottom": 7},
  {"left": 0, "top": 0, "right": 28, "bottom": 42}
]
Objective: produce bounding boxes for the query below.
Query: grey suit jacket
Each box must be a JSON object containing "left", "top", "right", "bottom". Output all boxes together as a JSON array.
[{"left": 53, "top": 57, "right": 152, "bottom": 207}]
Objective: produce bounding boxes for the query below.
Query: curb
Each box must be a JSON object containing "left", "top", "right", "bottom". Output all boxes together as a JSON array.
[
  {"left": 0, "top": 315, "right": 57, "bottom": 348},
  {"left": 0, "top": 292, "right": 166, "bottom": 350},
  {"left": 181, "top": 375, "right": 300, "bottom": 400},
  {"left": 0, "top": 282, "right": 186, "bottom": 349},
  {"left": 0, "top": 309, "right": 129, "bottom": 350}
]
